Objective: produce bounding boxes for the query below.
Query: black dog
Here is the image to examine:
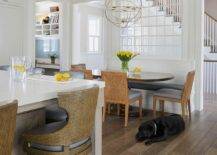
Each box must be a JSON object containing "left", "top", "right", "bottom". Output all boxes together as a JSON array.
[{"left": 136, "top": 114, "right": 185, "bottom": 145}]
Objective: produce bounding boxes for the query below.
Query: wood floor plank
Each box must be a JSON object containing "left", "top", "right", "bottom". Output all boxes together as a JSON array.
[
  {"left": 101, "top": 94, "right": 217, "bottom": 155},
  {"left": 205, "top": 147, "right": 217, "bottom": 155}
]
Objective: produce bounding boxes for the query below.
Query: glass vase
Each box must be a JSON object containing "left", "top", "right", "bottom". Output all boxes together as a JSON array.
[
  {"left": 121, "top": 61, "right": 129, "bottom": 73},
  {"left": 11, "top": 56, "right": 27, "bottom": 82}
]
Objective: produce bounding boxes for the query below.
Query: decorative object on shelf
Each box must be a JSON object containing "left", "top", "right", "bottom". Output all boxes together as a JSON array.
[
  {"left": 42, "top": 16, "right": 50, "bottom": 24},
  {"left": 55, "top": 72, "right": 71, "bottom": 82},
  {"left": 11, "top": 57, "right": 31, "bottom": 82},
  {"left": 105, "top": 0, "right": 142, "bottom": 28},
  {"left": 50, "top": 6, "right": 59, "bottom": 12},
  {"left": 50, "top": 14, "right": 59, "bottom": 24},
  {"left": 35, "top": 7, "right": 60, "bottom": 36},
  {"left": 117, "top": 50, "right": 139, "bottom": 72},
  {"left": 49, "top": 54, "right": 58, "bottom": 64}
]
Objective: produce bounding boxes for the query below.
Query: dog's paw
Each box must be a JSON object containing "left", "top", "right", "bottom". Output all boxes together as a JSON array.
[{"left": 145, "top": 141, "right": 152, "bottom": 146}]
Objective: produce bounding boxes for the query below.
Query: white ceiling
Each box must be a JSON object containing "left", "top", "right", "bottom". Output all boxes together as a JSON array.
[
  {"left": 35, "top": 1, "right": 59, "bottom": 8},
  {"left": 75, "top": 0, "right": 105, "bottom": 9}
]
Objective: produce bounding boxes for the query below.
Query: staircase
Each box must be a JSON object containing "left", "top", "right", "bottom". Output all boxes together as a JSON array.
[
  {"left": 204, "top": 12, "right": 217, "bottom": 60},
  {"left": 146, "top": 1, "right": 217, "bottom": 94},
  {"left": 152, "top": 0, "right": 182, "bottom": 23},
  {"left": 151, "top": 1, "right": 217, "bottom": 59},
  {"left": 203, "top": 13, "right": 217, "bottom": 94},
  {"left": 120, "top": 0, "right": 183, "bottom": 58}
]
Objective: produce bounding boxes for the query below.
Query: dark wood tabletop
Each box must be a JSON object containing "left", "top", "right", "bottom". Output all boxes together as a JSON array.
[{"left": 92, "top": 70, "right": 174, "bottom": 82}]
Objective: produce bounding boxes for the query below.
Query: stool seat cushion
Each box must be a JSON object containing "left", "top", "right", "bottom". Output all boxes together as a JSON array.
[{"left": 46, "top": 107, "right": 68, "bottom": 123}]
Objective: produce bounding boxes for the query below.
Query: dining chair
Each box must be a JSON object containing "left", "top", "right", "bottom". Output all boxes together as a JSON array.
[
  {"left": 84, "top": 70, "right": 93, "bottom": 80},
  {"left": 23, "top": 86, "right": 99, "bottom": 155},
  {"left": 71, "top": 64, "right": 86, "bottom": 72},
  {"left": 0, "top": 100, "right": 18, "bottom": 155},
  {"left": 153, "top": 71, "right": 195, "bottom": 118},
  {"left": 102, "top": 71, "right": 143, "bottom": 127}
]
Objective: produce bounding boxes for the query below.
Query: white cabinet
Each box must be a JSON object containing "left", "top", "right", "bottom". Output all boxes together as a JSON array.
[
  {"left": 0, "top": 0, "right": 24, "bottom": 7},
  {"left": 0, "top": 4, "right": 24, "bottom": 65}
]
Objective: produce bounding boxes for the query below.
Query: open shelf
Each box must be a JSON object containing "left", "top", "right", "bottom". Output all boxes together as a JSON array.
[{"left": 35, "top": 10, "right": 59, "bottom": 37}]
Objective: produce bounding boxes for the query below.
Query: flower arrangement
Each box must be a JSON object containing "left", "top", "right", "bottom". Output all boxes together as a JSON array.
[{"left": 116, "top": 50, "right": 139, "bottom": 72}]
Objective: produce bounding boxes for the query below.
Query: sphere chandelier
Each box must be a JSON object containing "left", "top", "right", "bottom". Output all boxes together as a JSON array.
[{"left": 105, "top": 0, "right": 142, "bottom": 28}]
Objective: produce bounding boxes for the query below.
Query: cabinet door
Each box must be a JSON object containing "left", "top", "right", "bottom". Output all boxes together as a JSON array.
[
  {"left": 0, "top": 5, "right": 24, "bottom": 65},
  {"left": 0, "top": 0, "right": 24, "bottom": 7}
]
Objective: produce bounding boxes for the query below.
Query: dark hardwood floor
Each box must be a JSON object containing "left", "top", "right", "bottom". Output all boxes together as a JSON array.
[{"left": 102, "top": 94, "right": 217, "bottom": 155}]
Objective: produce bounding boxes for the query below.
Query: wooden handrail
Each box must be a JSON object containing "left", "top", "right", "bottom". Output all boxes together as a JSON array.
[
  {"left": 204, "top": 60, "right": 217, "bottom": 63},
  {"left": 205, "top": 12, "right": 217, "bottom": 22},
  {"left": 204, "top": 11, "right": 217, "bottom": 53}
]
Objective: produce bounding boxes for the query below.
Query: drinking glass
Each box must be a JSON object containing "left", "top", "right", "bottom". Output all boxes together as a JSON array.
[{"left": 11, "top": 56, "right": 28, "bottom": 81}]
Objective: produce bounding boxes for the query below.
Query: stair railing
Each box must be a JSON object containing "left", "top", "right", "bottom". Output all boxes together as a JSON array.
[
  {"left": 204, "top": 12, "right": 217, "bottom": 53},
  {"left": 153, "top": 0, "right": 182, "bottom": 23},
  {"left": 204, "top": 60, "right": 217, "bottom": 94}
]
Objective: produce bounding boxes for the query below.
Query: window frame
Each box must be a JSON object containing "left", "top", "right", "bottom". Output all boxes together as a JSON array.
[{"left": 87, "top": 15, "right": 102, "bottom": 54}]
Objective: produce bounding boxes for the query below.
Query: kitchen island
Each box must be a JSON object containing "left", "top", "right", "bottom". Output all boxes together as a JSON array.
[{"left": 0, "top": 71, "right": 105, "bottom": 155}]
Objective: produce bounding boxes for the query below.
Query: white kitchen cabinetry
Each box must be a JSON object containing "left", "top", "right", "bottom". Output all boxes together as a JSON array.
[
  {"left": 0, "top": 0, "right": 24, "bottom": 7},
  {"left": 0, "top": 1, "right": 24, "bottom": 65}
]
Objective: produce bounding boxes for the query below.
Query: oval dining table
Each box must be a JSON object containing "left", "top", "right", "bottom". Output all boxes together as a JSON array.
[{"left": 92, "top": 70, "right": 175, "bottom": 83}]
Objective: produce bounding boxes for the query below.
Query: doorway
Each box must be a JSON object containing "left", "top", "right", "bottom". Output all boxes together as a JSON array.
[{"left": 35, "top": 0, "right": 61, "bottom": 75}]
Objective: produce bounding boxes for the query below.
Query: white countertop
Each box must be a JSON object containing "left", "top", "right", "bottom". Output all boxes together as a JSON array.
[{"left": 0, "top": 71, "right": 105, "bottom": 111}]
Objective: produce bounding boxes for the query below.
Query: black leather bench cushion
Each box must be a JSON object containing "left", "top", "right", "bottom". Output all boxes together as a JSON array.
[{"left": 128, "top": 81, "right": 184, "bottom": 91}]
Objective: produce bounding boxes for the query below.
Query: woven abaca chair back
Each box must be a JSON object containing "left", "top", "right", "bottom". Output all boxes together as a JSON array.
[
  {"left": 181, "top": 71, "right": 195, "bottom": 103},
  {"left": 102, "top": 71, "right": 128, "bottom": 104},
  {"left": 84, "top": 70, "right": 93, "bottom": 80},
  {"left": 0, "top": 101, "right": 18, "bottom": 155},
  {"left": 57, "top": 86, "right": 99, "bottom": 143},
  {"left": 71, "top": 64, "right": 86, "bottom": 72}
]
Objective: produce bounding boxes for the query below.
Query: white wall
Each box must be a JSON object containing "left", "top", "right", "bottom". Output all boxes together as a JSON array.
[
  {"left": 0, "top": 0, "right": 26, "bottom": 65},
  {"left": 23, "top": 0, "right": 35, "bottom": 66},
  {"left": 72, "top": 4, "right": 108, "bottom": 70}
]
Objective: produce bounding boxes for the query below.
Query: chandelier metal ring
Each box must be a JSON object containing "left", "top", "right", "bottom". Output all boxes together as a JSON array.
[{"left": 105, "top": 0, "right": 142, "bottom": 28}]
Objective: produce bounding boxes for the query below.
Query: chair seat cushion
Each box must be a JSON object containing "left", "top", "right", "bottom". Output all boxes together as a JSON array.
[
  {"left": 46, "top": 107, "right": 68, "bottom": 123},
  {"left": 153, "top": 89, "right": 183, "bottom": 100},
  {"left": 129, "top": 90, "right": 142, "bottom": 100}
]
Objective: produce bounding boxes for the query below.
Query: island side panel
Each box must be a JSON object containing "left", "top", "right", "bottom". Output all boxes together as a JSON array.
[{"left": 93, "top": 88, "right": 104, "bottom": 155}]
